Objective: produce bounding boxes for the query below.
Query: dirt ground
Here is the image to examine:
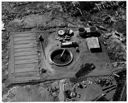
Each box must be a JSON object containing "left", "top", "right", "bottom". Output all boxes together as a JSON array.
[{"left": 2, "top": 1, "right": 126, "bottom": 101}]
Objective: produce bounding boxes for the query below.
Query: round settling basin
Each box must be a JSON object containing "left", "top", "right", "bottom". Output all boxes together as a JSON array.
[{"left": 50, "top": 49, "right": 73, "bottom": 66}]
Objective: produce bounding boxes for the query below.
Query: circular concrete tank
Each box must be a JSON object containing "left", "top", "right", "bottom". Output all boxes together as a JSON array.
[{"left": 50, "top": 49, "right": 73, "bottom": 66}]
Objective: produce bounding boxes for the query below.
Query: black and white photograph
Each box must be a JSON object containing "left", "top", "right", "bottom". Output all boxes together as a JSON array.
[{"left": 2, "top": 0, "right": 126, "bottom": 101}]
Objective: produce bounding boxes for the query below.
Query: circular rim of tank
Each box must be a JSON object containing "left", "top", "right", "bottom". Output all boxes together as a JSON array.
[
  {"left": 90, "top": 26, "right": 97, "bottom": 32},
  {"left": 79, "top": 27, "right": 85, "bottom": 33},
  {"left": 58, "top": 30, "right": 65, "bottom": 36},
  {"left": 49, "top": 48, "right": 73, "bottom": 66},
  {"left": 79, "top": 27, "right": 87, "bottom": 38}
]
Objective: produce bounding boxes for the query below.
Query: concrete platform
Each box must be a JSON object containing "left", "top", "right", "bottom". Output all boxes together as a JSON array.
[
  {"left": 6, "top": 30, "right": 113, "bottom": 86},
  {"left": 40, "top": 29, "right": 113, "bottom": 80}
]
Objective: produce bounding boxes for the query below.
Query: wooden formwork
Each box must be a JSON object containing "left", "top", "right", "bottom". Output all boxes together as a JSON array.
[{"left": 7, "top": 32, "right": 41, "bottom": 85}]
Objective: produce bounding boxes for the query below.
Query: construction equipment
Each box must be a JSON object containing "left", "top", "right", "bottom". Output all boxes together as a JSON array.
[{"left": 61, "top": 41, "right": 78, "bottom": 48}]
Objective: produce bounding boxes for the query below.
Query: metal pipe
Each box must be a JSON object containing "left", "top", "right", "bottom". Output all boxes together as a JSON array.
[
  {"left": 60, "top": 49, "right": 66, "bottom": 57},
  {"left": 102, "top": 85, "right": 116, "bottom": 91},
  {"left": 92, "top": 86, "right": 116, "bottom": 101},
  {"left": 61, "top": 42, "right": 78, "bottom": 48}
]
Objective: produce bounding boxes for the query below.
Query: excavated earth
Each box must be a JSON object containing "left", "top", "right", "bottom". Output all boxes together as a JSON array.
[{"left": 2, "top": 2, "right": 126, "bottom": 101}]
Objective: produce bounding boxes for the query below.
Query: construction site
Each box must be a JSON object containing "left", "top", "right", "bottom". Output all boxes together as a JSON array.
[{"left": 2, "top": 1, "right": 126, "bottom": 101}]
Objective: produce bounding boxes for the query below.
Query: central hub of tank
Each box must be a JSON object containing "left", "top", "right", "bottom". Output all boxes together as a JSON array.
[{"left": 49, "top": 48, "right": 73, "bottom": 66}]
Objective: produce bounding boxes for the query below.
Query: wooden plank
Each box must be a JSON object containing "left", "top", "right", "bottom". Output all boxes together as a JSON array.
[
  {"left": 14, "top": 40, "right": 37, "bottom": 45},
  {"left": 14, "top": 51, "right": 37, "bottom": 56},
  {"left": 14, "top": 47, "right": 38, "bottom": 52},
  {"left": 15, "top": 63, "right": 38, "bottom": 69},
  {"left": 8, "top": 35, "right": 15, "bottom": 74},
  {"left": 15, "top": 57, "right": 38, "bottom": 63},
  {"left": 14, "top": 38, "right": 35, "bottom": 42},
  {"left": 14, "top": 33, "right": 35, "bottom": 36},
  {"left": 14, "top": 71, "right": 40, "bottom": 77},
  {"left": 14, "top": 35, "right": 34, "bottom": 40},
  {"left": 15, "top": 67, "right": 37, "bottom": 73},
  {"left": 14, "top": 33, "right": 35, "bottom": 37},
  {"left": 15, "top": 55, "right": 38, "bottom": 60},
  {"left": 14, "top": 43, "right": 37, "bottom": 49},
  {"left": 15, "top": 59, "right": 38, "bottom": 64},
  {"left": 14, "top": 35, "right": 36, "bottom": 39}
]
